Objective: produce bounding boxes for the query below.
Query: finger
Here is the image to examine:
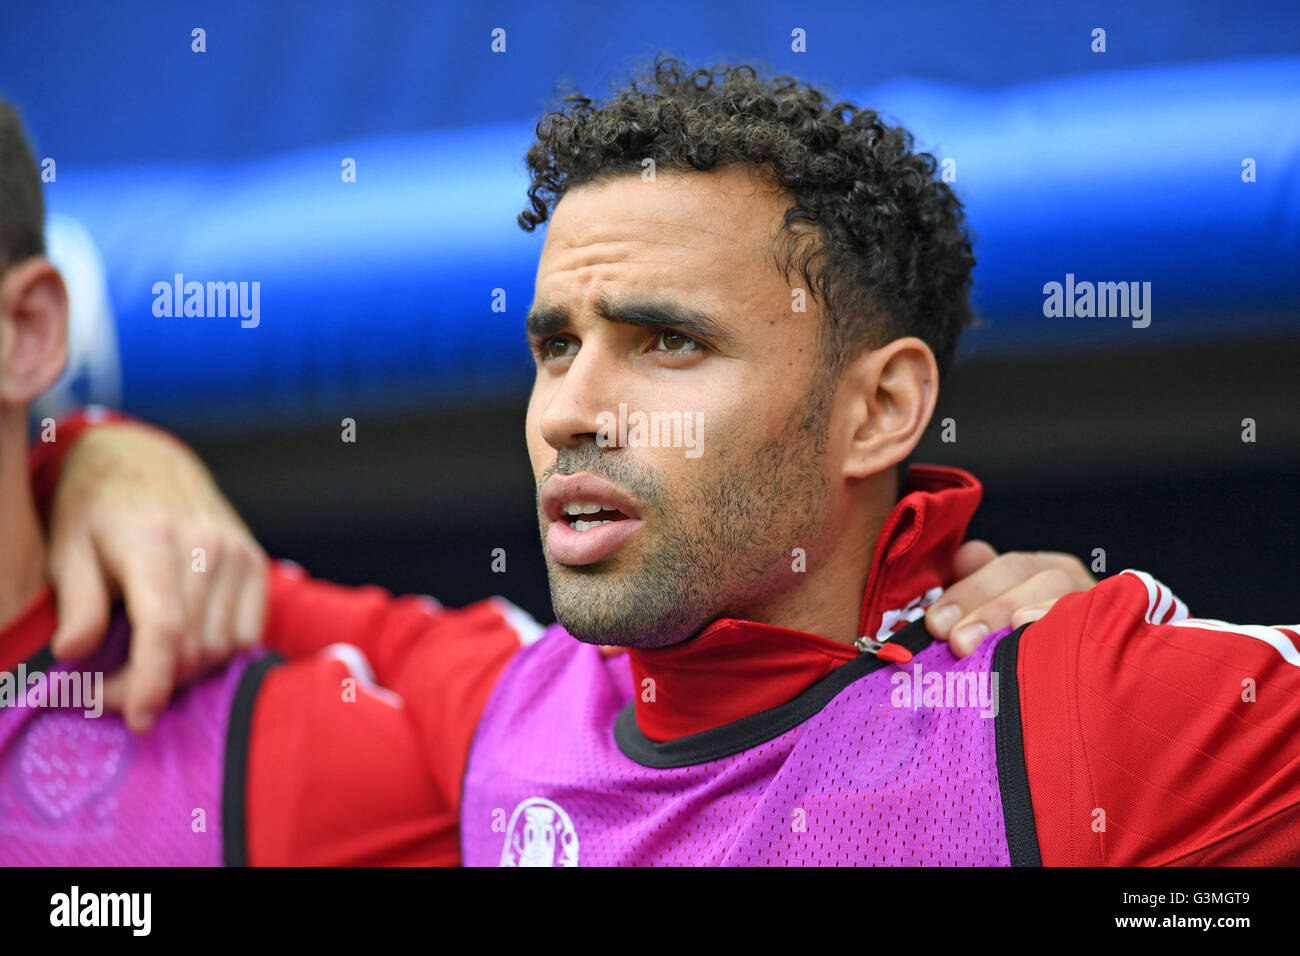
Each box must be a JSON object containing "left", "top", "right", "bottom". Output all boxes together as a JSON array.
[
  {"left": 929, "top": 550, "right": 1075, "bottom": 641},
  {"left": 1027, "top": 550, "right": 1096, "bottom": 591},
  {"left": 47, "top": 536, "right": 113, "bottom": 661},
  {"left": 926, "top": 541, "right": 1000, "bottom": 639},
  {"left": 179, "top": 533, "right": 219, "bottom": 673},
  {"left": 1010, "top": 603, "right": 1054, "bottom": 629},
  {"left": 101, "top": 670, "right": 128, "bottom": 713},
  {"left": 232, "top": 543, "right": 270, "bottom": 649},
  {"left": 951, "top": 539, "right": 999, "bottom": 579},
  {"left": 107, "top": 528, "right": 189, "bottom": 733},
  {"left": 949, "top": 568, "right": 1082, "bottom": 656},
  {"left": 200, "top": 543, "right": 245, "bottom": 667}
]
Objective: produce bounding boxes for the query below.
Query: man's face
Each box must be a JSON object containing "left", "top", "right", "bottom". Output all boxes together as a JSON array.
[{"left": 525, "top": 166, "right": 839, "bottom": 649}]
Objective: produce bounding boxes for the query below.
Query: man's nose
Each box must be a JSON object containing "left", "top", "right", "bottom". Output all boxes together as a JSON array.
[{"left": 537, "top": 347, "right": 620, "bottom": 451}]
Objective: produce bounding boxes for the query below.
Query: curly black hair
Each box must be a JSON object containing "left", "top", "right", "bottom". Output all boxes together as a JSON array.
[{"left": 519, "top": 54, "right": 976, "bottom": 383}]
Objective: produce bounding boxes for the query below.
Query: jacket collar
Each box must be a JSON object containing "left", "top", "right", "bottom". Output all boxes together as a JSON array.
[{"left": 625, "top": 464, "right": 983, "bottom": 741}]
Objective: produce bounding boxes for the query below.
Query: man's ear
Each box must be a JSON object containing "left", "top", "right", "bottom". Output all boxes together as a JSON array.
[
  {"left": 0, "top": 258, "right": 69, "bottom": 405},
  {"left": 837, "top": 336, "right": 938, "bottom": 480}
]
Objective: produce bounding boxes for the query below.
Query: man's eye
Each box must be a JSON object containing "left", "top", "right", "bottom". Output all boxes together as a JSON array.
[
  {"left": 653, "top": 330, "right": 702, "bottom": 353},
  {"left": 539, "top": 337, "right": 579, "bottom": 360}
]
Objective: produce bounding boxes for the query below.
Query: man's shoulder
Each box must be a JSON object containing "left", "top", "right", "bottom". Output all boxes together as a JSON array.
[
  {"left": 1014, "top": 569, "right": 1300, "bottom": 865},
  {"left": 1020, "top": 568, "right": 1300, "bottom": 681}
]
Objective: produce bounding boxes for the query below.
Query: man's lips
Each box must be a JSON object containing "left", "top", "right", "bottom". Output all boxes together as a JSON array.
[
  {"left": 540, "top": 473, "right": 646, "bottom": 566},
  {"left": 546, "top": 517, "right": 644, "bottom": 566},
  {"left": 540, "top": 473, "right": 643, "bottom": 523}
]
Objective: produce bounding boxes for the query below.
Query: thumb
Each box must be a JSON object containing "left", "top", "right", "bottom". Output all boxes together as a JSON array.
[{"left": 49, "top": 536, "right": 113, "bottom": 661}]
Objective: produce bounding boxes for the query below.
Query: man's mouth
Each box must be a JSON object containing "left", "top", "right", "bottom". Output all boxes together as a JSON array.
[
  {"left": 561, "top": 501, "right": 633, "bottom": 531},
  {"left": 541, "top": 474, "right": 646, "bottom": 565}
]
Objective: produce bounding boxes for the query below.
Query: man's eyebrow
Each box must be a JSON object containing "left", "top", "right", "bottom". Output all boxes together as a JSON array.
[
  {"left": 525, "top": 303, "right": 569, "bottom": 342},
  {"left": 525, "top": 294, "right": 737, "bottom": 349}
]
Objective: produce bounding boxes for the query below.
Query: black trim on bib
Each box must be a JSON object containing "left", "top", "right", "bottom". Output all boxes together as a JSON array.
[
  {"left": 993, "top": 623, "right": 1042, "bottom": 866},
  {"left": 614, "top": 618, "right": 935, "bottom": 770},
  {"left": 222, "top": 652, "right": 284, "bottom": 867}
]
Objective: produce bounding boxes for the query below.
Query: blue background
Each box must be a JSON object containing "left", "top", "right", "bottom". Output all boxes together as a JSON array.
[{"left": 4, "top": 1, "right": 1297, "bottom": 623}]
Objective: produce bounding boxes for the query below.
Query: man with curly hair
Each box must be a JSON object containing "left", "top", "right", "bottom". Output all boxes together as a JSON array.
[
  {"left": 459, "top": 56, "right": 1300, "bottom": 866},
  {"left": 514, "top": 57, "right": 977, "bottom": 654},
  {"left": 16, "top": 55, "right": 1299, "bottom": 866}
]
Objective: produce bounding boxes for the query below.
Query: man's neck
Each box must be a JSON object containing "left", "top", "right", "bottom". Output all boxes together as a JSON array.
[
  {"left": 713, "top": 475, "right": 894, "bottom": 647},
  {"left": 0, "top": 407, "right": 47, "bottom": 626}
]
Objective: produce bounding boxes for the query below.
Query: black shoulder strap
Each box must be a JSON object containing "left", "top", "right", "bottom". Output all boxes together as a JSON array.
[
  {"left": 222, "top": 652, "right": 284, "bottom": 867},
  {"left": 993, "top": 623, "right": 1043, "bottom": 866}
]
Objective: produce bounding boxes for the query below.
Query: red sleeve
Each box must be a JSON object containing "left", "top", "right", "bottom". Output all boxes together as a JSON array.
[
  {"left": 1018, "top": 569, "right": 1300, "bottom": 866},
  {"left": 247, "top": 651, "right": 459, "bottom": 865},
  {"left": 258, "top": 561, "right": 533, "bottom": 845},
  {"left": 28, "top": 406, "right": 135, "bottom": 528}
]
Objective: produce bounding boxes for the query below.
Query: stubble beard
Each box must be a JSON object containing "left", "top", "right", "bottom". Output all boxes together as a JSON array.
[{"left": 543, "top": 386, "right": 834, "bottom": 649}]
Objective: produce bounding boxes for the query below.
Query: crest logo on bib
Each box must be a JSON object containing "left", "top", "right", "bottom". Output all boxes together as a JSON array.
[{"left": 500, "top": 797, "right": 579, "bottom": 867}]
